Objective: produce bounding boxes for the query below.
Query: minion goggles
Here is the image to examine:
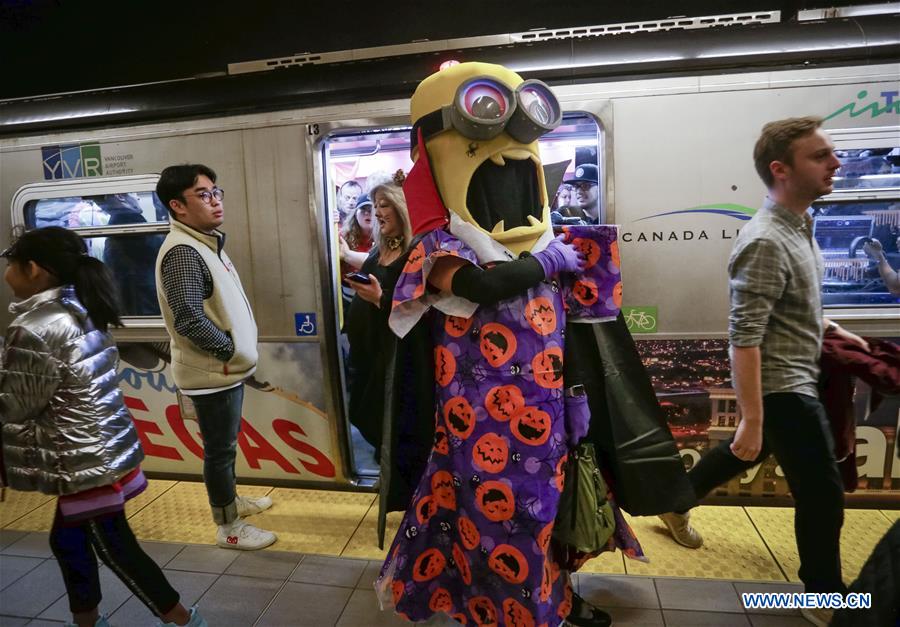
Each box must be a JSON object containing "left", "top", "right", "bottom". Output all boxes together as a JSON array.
[{"left": 410, "top": 76, "right": 562, "bottom": 147}]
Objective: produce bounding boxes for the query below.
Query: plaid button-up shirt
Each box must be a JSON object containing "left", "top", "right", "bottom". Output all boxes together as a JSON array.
[{"left": 728, "top": 197, "right": 824, "bottom": 398}]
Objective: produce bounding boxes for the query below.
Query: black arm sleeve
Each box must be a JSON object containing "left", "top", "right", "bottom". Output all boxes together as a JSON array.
[{"left": 450, "top": 256, "right": 545, "bottom": 305}]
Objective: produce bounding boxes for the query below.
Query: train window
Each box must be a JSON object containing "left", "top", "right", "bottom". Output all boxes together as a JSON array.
[
  {"left": 834, "top": 147, "right": 900, "bottom": 190},
  {"left": 812, "top": 198, "right": 900, "bottom": 306},
  {"left": 540, "top": 112, "right": 606, "bottom": 224},
  {"left": 83, "top": 232, "right": 164, "bottom": 316},
  {"left": 11, "top": 176, "right": 168, "bottom": 318},
  {"left": 22, "top": 191, "right": 167, "bottom": 230}
]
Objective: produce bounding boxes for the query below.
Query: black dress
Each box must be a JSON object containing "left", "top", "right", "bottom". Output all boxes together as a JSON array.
[
  {"left": 344, "top": 248, "right": 401, "bottom": 452},
  {"left": 345, "top": 245, "right": 435, "bottom": 547}
]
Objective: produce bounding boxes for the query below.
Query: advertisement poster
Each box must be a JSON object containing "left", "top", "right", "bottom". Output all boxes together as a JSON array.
[
  {"left": 116, "top": 335, "right": 899, "bottom": 502},
  {"left": 117, "top": 341, "right": 337, "bottom": 483},
  {"left": 634, "top": 338, "right": 900, "bottom": 503}
]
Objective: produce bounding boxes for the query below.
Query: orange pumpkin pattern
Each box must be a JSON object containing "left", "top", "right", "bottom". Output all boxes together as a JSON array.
[
  {"left": 531, "top": 347, "right": 564, "bottom": 389},
  {"left": 484, "top": 384, "right": 525, "bottom": 422},
  {"left": 429, "top": 587, "right": 453, "bottom": 613},
  {"left": 479, "top": 322, "right": 518, "bottom": 367},
  {"left": 403, "top": 241, "right": 426, "bottom": 273},
  {"left": 412, "top": 548, "right": 446, "bottom": 582},
  {"left": 415, "top": 495, "right": 437, "bottom": 525},
  {"left": 571, "top": 237, "right": 602, "bottom": 268},
  {"left": 472, "top": 432, "right": 509, "bottom": 473},
  {"left": 572, "top": 277, "right": 599, "bottom": 307},
  {"left": 524, "top": 296, "right": 557, "bottom": 336},
  {"left": 431, "top": 470, "right": 457, "bottom": 510},
  {"left": 503, "top": 597, "right": 536, "bottom": 627},
  {"left": 458, "top": 516, "right": 481, "bottom": 550},
  {"left": 511, "top": 407, "right": 552, "bottom": 446},
  {"left": 475, "top": 480, "right": 516, "bottom": 522},
  {"left": 488, "top": 544, "right": 529, "bottom": 584},
  {"left": 445, "top": 314, "right": 474, "bottom": 337},
  {"left": 444, "top": 396, "right": 476, "bottom": 440},
  {"left": 435, "top": 345, "right": 456, "bottom": 387}
]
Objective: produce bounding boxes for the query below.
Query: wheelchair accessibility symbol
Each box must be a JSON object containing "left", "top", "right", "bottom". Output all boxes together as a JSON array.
[{"left": 294, "top": 313, "right": 317, "bottom": 337}]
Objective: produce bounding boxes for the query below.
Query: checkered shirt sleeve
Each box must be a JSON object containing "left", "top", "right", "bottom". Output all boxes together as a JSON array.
[
  {"left": 160, "top": 245, "right": 235, "bottom": 362},
  {"left": 728, "top": 237, "right": 788, "bottom": 347}
]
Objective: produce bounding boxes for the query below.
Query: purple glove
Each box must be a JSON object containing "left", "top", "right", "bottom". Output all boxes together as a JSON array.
[
  {"left": 533, "top": 235, "right": 586, "bottom": 278},
  {"left": 564, "top": 387, "right": 590, "bottom": 448}
]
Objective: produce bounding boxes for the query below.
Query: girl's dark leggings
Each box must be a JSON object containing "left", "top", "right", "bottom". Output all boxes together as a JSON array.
[{"left": 49, "top": 505, "right": 180, "bottom": 615}]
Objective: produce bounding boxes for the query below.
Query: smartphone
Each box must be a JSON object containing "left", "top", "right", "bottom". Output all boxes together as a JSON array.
[
  {"left": 176, "top": 390, "right": 198, "bottom": 421},
  {"left": 345, "top": 272, "right": 372, "bottom": 284}
]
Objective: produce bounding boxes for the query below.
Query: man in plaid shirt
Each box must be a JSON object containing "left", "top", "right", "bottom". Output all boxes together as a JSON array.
[{"left": 660, "top": 118, "right": 869, "bottom": 626}]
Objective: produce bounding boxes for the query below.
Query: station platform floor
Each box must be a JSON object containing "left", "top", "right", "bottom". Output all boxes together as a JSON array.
[{"left": 1, "top": 479, "right": 897, "bottom": 626}]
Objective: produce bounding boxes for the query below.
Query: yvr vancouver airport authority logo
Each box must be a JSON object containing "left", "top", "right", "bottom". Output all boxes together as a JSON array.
[{"left": 41, "top": 143, "right": 103, "bottom": 180}]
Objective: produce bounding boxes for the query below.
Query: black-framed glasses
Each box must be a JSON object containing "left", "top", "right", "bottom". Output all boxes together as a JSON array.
[
  {"left": 185, "top": 187, "right": 224, "bottom": 204},
  {"left": 571, "top": 182, "right": 597, "bottom": 192}
]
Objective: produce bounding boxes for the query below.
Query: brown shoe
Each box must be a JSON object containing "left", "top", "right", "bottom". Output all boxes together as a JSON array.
[{"left": 659, "top": 511, "right": 703, "bottom": 549}]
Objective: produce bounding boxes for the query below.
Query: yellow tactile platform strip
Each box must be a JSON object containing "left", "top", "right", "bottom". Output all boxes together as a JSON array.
[
  {"left": 262, "top": 487, "right": 375, "bottom": 554},
  {"left": 2, "top": 480, "right": 897, "bottom": 584},
  {"left": 126, "top": 481, "right": 274, "bottom": 545},
  {"left": 0, "top": 490, "right": 53, "bottom": 528},
  {"left": 745, "top": 506, "right": 895, "bottom": 584},
  {"left": 3, "top": 479, "right": 180, "bottom": 533},
  {"left": 621, "top": 506, "right": 785, "bottom": 580}
]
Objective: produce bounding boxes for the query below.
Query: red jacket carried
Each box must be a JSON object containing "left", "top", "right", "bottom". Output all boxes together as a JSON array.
[{"left": 819, "top": 334, "right": 900, "bottom": 491}]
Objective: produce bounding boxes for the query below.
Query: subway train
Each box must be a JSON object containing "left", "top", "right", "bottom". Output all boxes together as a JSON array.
[{"left": 0, "top": 10, "right": 898, "bottom": 506}]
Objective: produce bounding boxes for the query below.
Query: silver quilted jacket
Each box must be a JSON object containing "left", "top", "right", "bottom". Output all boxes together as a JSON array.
[{"left": 0, "top": 286, "right": 143, "bottom": 495}]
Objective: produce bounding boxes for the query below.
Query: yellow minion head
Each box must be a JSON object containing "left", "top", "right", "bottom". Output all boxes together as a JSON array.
[{"left": 410, "top": 62, "right": 561, "bottom": 256}]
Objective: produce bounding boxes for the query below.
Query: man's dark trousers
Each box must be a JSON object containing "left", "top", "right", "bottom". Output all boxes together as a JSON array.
[{"left": 688, "top": 392, "right": 845, "bottom": 593}]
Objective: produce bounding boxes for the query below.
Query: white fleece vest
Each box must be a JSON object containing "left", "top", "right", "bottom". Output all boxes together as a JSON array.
[{"left": 155, "top": 219, "right": 258, "bottom": 390}]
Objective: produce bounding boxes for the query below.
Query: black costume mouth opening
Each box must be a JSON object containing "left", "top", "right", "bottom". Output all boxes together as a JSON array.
[{"left": 465, "top": 156, "right": 541, "bottom": 232}]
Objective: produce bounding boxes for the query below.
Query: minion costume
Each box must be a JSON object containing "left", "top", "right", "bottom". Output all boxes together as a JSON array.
[{"left": 376, "top": 63, "right": 694, "bottom": 626}]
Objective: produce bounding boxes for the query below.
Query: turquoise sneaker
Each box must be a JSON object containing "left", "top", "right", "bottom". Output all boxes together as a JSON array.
[{"left": 157, "top": 605, "right": 207, "bottom": 627}]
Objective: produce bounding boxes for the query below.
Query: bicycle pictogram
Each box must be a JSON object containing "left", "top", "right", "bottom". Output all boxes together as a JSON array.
[{"left": 624, "top": 308, "right": 657, "bottom": 332}]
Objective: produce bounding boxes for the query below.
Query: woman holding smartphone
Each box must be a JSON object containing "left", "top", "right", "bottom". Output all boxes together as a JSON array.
[{"left": 344, "top": 171, "right": 414, "bottom": 454}]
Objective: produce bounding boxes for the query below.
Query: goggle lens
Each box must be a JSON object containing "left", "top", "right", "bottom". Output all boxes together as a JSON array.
[
  {"left": 519, "top": 86, "right": 554, "bottom": 125},
  {"left": 459, "top": 80, "right": 510, "bottom": 121}
]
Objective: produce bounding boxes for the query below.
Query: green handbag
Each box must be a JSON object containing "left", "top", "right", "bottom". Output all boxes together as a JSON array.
[{"left": 552, "top": 442, "right": 616, "bottom": 553}]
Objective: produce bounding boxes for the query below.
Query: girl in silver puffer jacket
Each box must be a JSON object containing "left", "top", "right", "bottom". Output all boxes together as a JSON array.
[{"left": 0, "top": 227, "right": 205, "bottom": 627}]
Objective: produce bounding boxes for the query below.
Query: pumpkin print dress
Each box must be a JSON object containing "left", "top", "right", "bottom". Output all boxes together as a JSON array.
[{"left": 377, "top": 225, "right": 637, "bottom": 626}]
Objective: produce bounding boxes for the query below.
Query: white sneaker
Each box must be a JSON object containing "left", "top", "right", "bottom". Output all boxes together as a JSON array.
[
  {"left": 236, "top": 494, "right": 273, "bottom": 517},
  {"left": 216, "top": 520, "right": 277, "bottom": 550}
]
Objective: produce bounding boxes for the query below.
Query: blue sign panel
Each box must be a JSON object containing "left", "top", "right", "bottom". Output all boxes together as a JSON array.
[
  {"left": 42, "top": 145, "right": 61, "bottom": 180},
  {"left": 60, "top": 144, "right": 83, "bottom": 178},
  {"left": 294, "top": 313, "right": 317, "bottom": 337}
]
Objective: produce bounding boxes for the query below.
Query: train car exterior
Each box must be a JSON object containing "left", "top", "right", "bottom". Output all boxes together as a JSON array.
[{"left": 1, "top": 58, "right": 898, "bottom": 503}]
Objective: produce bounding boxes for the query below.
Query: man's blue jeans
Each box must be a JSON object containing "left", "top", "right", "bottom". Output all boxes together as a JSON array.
[{"left": 191, "top": 384, "right": 244, "bottom": 525}]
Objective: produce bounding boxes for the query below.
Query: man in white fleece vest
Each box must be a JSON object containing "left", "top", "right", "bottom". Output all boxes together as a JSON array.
[{"left": 155, "top": 164, "right": 277, "bottom": 551}]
